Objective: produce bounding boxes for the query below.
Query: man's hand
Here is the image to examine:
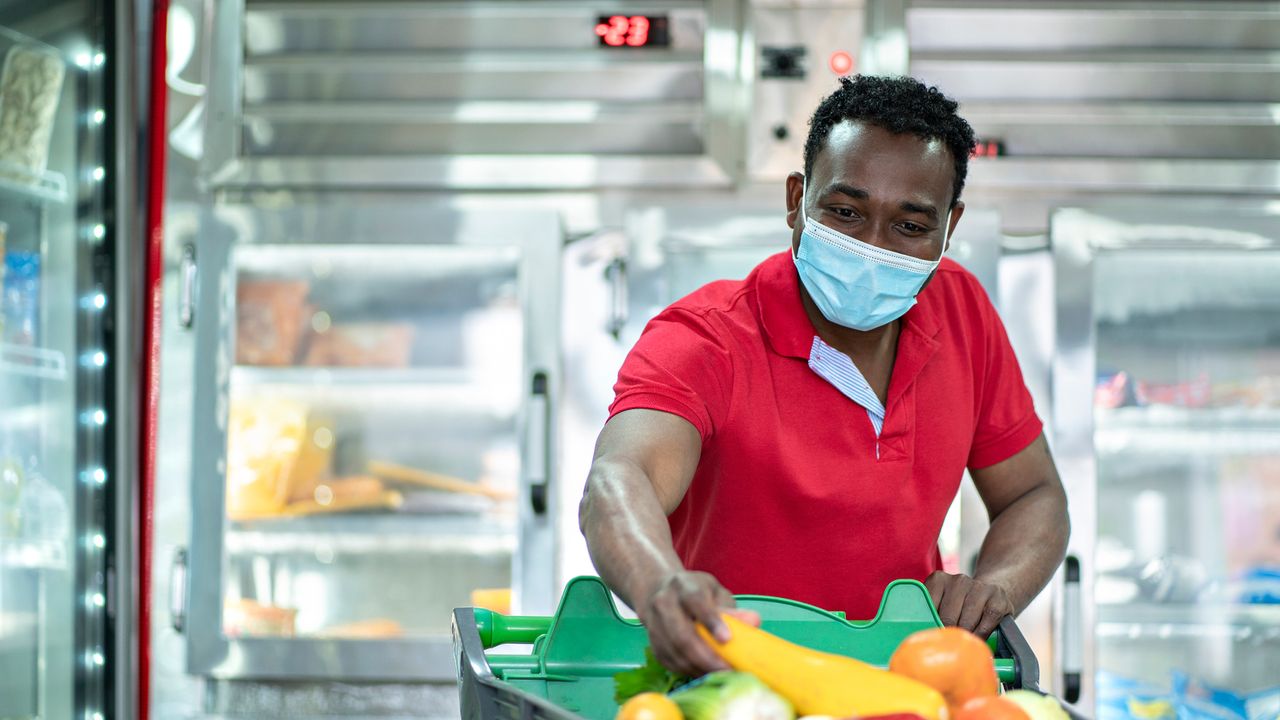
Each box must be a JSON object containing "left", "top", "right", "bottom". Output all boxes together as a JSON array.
[
  {"left": 638, "top": 570, "right": 760, "bottom": 677},
  {"left": 924, "top": 571, "right": 1015, "bottom": 640}
]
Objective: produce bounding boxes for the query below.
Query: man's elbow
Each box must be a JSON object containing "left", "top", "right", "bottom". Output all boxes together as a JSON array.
[
  {"left": 579, "top": 465, "right": 602, "bottom": 539},
  {"left": 1050, "top": 479, "right": 1071, "bottom": 555}
]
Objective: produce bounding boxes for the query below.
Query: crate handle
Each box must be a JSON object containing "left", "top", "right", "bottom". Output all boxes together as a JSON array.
[{"left": 474, "top": 609, "right": 553, "bottom": 649}]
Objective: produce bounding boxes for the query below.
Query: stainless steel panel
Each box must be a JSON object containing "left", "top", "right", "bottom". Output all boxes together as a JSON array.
[
  {"left": 241, "top": 53, "right": 704, "bottom": 104},
  {"left": 960, "top": 161, "right": 1280, "bottom": 237},
  {"left": 960, "top": 102, "right": 1280, "bottom": 160},
  {"left": 912, "top": 52, "right": 1280, "bottom": 103},
  {"left": 860, "top": 0, "right": 909, "bottom": 75},
  {"left": 200, "top": 0, "right": 745, "bottom": 189},
  {"left": 209, "top": 155, "right": 734, "bottom": 190},
  {"left": 244, "top": 2, "right": 708, "bottom": 54},
  {"left": 746, "top": 2, "right": 865, "bottom": 181},
  {"left": 966, "top": 158, "right": 1280, "bottom": 194},
  {"left": 908, "top": 2, "right": 1280, "bottom": 52},
  {"left": 242, "top": 102, "right": 703, "bottom": 156}
]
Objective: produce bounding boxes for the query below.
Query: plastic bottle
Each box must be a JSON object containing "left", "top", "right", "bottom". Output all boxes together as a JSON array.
[{"left": 19, "top": 456, "right": 66, "bottom": 543}]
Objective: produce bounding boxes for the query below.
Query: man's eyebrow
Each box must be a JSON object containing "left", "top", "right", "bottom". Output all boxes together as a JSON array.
[
  {"left": 825, "top": 182, "right": 869, "bottom": 200},
  {"left": 900, "top": 200, "right": 939, "bottom": 221}
]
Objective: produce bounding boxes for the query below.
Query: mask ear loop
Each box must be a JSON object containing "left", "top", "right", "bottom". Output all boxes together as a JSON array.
[{"left": 937, "top": 207, "right": 953, "bottom": 262}]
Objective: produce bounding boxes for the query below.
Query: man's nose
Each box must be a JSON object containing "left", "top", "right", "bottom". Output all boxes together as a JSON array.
[{"left": 858, "top": 220, "right": 895, "bottom": 251}]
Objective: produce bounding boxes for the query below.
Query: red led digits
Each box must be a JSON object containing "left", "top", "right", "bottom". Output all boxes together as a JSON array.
[
  {"left": 595, "top": 15, "right": 654, "bottom": 47},
  {"left": 595, "top": 15, "right": 629, "bottom": 47},
  {"left": 626, "top": 16, "right": 650, "bottom": 46}
]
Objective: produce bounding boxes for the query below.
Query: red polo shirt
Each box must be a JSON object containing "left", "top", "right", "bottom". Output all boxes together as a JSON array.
[{"left": 608, "top": 251, "right": 1042, "bottom": 620}]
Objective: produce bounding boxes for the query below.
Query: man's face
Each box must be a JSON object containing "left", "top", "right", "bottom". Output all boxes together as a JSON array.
[{"left": 786, "top": 120, "right": 963, "bottom": 262}]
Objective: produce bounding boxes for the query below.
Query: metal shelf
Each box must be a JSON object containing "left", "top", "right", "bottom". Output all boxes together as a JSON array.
[
  {"left": 1096, "top": 406, "right": 1280, "bottom": 456},
  {"left": 1098, "top": 602, "right": 1280, "bottom": 641},
  {"left": 0, "top": 161, "right": 68, "bottom": 205},
  {"left": 229, "top": 365, "right": 520, "bottom": 416},
  {"left": 231, "top": 365, "right": 474, "bottom": 387},
  {"left": 225, "top": 513, "right": 516, "bottom": 556},
  {"left": 0, "top": 345, "right": 68, "bottom": 381},
  {"left": 1098, "top": 406, "right": 1280, "bottom": 429},
  {"left": 0, "top": 538, "right": 66, "bottom": 570}
]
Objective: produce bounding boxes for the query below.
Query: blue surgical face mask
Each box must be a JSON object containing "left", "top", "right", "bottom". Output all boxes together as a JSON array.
[{"left": 793, "top": 179, "right": 950, "bottom": 331}]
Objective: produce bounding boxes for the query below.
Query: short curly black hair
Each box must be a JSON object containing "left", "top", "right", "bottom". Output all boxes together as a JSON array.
[{"left": 804, "top": 75, "right": 976, "bottom": 207}]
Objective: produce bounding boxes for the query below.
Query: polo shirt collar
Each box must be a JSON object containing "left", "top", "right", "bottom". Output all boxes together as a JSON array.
[{"left": 755, "top": 250, "right": 943, "bottom": 362}]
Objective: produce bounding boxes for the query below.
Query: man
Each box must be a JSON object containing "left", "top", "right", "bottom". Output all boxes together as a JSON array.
[{"left": 579, "top": 75, "right": 1069, "bottom": 676}]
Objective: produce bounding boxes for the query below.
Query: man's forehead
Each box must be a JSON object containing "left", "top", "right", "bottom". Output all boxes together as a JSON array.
[{"left": 816, "top": 120, "right": 952, "bottom": 189}]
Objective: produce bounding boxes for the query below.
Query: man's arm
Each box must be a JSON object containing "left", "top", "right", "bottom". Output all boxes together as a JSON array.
[
  {"left": 579, "top": 408, "right": 744, "bottom": 675},
  {"left": 926, "top": 433, "right": 1070, "bottom": 638}
]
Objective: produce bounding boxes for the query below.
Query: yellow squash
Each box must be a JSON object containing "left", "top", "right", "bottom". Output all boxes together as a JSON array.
[{"left": 696, "top": 614, "right": 950, "bottom": 720}]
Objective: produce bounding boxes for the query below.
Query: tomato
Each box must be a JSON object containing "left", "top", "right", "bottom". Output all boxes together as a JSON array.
[{"left": 889, "top": 627, "right": 999, "bottom": 712}]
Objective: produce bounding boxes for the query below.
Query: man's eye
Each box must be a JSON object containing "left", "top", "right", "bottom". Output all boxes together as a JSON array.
[
  {"left": 901, "top": 222, "right": 928, "bottom": 233},
  {"left": 832, "top": 207, "right": 856, "bottom": 218}
]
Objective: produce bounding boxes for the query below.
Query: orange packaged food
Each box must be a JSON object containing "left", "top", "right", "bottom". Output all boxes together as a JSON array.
[
  {"left": 235, "top": 279, "right": 311, "bottom": 366},
  {"left": 223, "top": 598, "right": 297, "bottom": 638},
  {"left": 303, "top": 322, "right": 415, "bottom": 368}
]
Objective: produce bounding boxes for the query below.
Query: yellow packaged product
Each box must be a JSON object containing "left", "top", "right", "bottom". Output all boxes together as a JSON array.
[{"left": 226, "top": 397, "right": 311, "bottom": 520}]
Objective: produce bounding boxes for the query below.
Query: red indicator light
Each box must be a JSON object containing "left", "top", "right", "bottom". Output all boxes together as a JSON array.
[
  {"left": 970, "top": 140, "right": 1005, "bottom": 158},
  {"left": 829, "top": 50, "right": 854, "bottom": 76}
]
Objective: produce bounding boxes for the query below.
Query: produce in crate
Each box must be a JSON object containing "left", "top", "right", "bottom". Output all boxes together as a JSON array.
[
  {"left": 695, "top": 613, "right": 949, "bottom": 720},
  {"left": 954, "top": 696, "right": 1029, "bottom": 720},
  {"left": 889, "top": 627, "right": 998, "bottom": 713},
  {"left": 616, "top": 693, "right": 682, "bottom": 720},
  {"left": 667, "top": 672, "right": 793, "bottom": 720},
  {"left": 999, "top": 691, "right": 1069, "bottom": 720}
]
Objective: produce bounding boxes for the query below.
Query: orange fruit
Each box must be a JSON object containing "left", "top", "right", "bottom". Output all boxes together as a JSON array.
[
  {"left": 615, "top": 692, "right": 682, "bottom": 720},
  {"left": 955, "top": 696, "right": 1031, "bottom": 720},
  {"left": 889, "top": 627, "right": 999, "bottom": 712}
]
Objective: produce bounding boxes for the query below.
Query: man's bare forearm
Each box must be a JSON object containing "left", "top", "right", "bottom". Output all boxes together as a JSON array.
[
  {"left": 579, "top": 457, "right": 685, "bottom": 610},
  {"left": 973, "top": 482, "right": 1070, "bottom": 614}
]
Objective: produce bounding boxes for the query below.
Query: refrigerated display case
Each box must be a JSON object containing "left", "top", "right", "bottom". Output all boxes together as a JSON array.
[
  {"left": 1052, "top": 203, "right": 1280, "bottom": 717},
  {"left": 176, "top": 203, "right": 562, "bottom": 680},
  {"left": 0, "top": 2, "right": 130, "bottom": 717}
]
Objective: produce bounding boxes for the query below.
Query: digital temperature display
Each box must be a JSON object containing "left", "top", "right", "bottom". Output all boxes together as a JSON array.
[{"left": 595, "top": 15, "right": 671, "bottom": 48}]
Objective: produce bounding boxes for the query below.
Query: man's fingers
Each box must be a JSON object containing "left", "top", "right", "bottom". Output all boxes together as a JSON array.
[
  {"left": 924, "top": 571, "right": 948, "bottom": 611},
  {"left": 937, "top": 579, "right": 970, "bottom": 627},
  {"left": 725, "top": 608, "right": 761, "bottom": 627},
  {"left": 956, "top": 586, "right": 991, "bottom": 632},
  {"left": 974, "top": 603, "right": 1008, "bottom": 640},
  {"left": 652, "top": 607, "right": 724, "bottom": 676}
]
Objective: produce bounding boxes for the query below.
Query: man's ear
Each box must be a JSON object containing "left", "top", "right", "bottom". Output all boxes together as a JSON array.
[
  {"left": 945, "top": 200, "right": 966, "bottom": 252},
  {"left": 785, "top": 172, "right": 805, "bottom": 230}
]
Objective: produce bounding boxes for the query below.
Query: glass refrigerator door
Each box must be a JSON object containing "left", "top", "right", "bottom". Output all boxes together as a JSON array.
[
  {"left": 184, "top": 204, "right": 561, "bottom": 680},
  {"left": 0, "top": 4, "right": 113, "bottom": 719},
  {"left": 1054, "top": 205, "right": 1280, "bottom": 715}
]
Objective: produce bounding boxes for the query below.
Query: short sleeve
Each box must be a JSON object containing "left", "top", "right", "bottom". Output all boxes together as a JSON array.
[
  {"left": 609, "top": 308, "right": 734, "bottom": 443},
  {"left": 966, "top": 284, "right": 1043, "bottom": 470}
]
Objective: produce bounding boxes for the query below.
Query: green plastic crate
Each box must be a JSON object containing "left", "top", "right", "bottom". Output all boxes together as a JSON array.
[{"left": 453, "top": 576, "right": 1047, "bottom": 720}]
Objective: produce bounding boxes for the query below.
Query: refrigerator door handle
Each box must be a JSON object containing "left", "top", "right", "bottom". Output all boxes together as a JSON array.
[
  {"left": 170, "top": 547, "right": 188, "bottom": 633},
  {"left": 605, "top": 256, "right": 628, "bottom": 340},
  {"left": 178, "top": 243, "right": 197, "bottom": 329},
  {"left": 528, "top": 371, "right": 551, "bottom": 515},
  {"left": 1062, "top": 555, "right": 1083, "bottom": 703}
]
